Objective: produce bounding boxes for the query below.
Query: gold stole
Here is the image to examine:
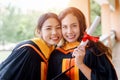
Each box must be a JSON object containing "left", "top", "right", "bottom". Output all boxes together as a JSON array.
[
  {"left": 61, "top": 41, "right": 80, "bottom": 80},
  {"left": 62, "top": 58, "right": 79, "bottom": 80},
  {"left": 31, "top": 38, "right": 54, "bottom": 80}
]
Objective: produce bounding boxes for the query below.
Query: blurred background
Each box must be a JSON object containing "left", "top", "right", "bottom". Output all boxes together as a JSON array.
[
  {"left": 0, "top": 0, "right": 101, "bottom": 56},
  {"left": 0, "top": 0, "right": 120, "bottom": 79}
]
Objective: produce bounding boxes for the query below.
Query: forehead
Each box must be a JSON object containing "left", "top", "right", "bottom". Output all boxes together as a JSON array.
[
  {"left": 42, "top": 18, "right": 59, "bottom": 27},
  {"left": 61, "top": 14, "right": 78, "bottom": 24}
]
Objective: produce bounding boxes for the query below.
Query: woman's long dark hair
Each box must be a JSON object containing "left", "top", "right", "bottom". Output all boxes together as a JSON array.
[{"left": 87, "top": 40, "right": 112, "bottom": 59}]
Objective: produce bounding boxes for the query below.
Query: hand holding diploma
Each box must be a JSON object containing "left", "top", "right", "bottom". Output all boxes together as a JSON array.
[{"left": 72, "top": 16, "right": 100, "bottom": 67}]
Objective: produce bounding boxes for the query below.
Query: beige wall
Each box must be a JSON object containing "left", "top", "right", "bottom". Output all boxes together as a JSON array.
[
  {"left": 101, "top": 4, "right": 111, "bottom": 35},
  {"left": 68, "top": 0, "right": 90, "bottom": 28},
  {"left": 110, "top": 0, "right": 120, "bottom": 41},
  {"left": 100, "top": 0, "right": 120, "bottom": 41}
]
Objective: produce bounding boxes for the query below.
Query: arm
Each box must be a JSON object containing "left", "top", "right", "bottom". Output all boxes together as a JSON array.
[
  {"left": 73, "top": 46, "right": 91, "bottom": 80},
  {"left": 73, "top": 46, "right": 118, "bottom": 80},
  {"left": 78, "top": 63, "right": 91, "bottom": 80}
]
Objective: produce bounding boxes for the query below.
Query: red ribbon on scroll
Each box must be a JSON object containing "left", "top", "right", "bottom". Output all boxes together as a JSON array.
[{"left": 82, "top": 32, "right": 99, "bottom": 42}]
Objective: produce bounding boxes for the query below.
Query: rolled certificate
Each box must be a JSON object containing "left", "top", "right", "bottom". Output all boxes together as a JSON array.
[{"left": 79, "top": 16, "right": 101, "bottom": 47}]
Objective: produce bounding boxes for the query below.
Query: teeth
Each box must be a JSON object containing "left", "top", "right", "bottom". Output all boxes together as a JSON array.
[
  {"left": 67, "top": 35, "right": 75, "bottom": 38},
  {"left": 51, "top": 37, "right": 59, "bottom": 40}
]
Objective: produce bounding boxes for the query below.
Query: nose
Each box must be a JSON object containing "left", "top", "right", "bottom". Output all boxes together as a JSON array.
[
  {"left": 52, "top": 29, "right": 57, "bottom": 34},
  {"left": 67, "top": 27, "right": 72, "bottom": 33}
]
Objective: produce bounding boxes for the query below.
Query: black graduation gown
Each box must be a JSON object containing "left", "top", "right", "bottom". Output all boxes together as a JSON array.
[
  {"left": 0, "top": 38, "right": 54, "bottom": 80},
  {"left": 47, "top": 42, "right": 118, "bottom": 80}
]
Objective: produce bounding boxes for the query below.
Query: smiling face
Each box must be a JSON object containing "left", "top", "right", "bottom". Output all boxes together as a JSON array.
[
  {"left": 40, "top": 18, "right": 62, "bottom": 46},
  {"left": 61, "top": 14, "right": 80, "bottom": 42}
]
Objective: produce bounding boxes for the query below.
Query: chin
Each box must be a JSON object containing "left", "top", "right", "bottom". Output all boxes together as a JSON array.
[
  {"left": 67, "top": 40, "right": 75, "bottom": 43},
  {"left": 52, "top": 43, "right": 57, "bottom": 45},
  {"left": 66, "top": 38, "right": 77, "bottom": 43}
]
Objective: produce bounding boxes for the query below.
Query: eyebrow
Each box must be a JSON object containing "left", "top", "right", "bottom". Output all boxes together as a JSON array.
[
  {"left": 71, "top": 23, "right": 77, "bottom": 25},
  {"left": 45, "top": 23, "right": 60, "bottom": 28},
  {"left": 62, "top": 22, "right": 77, "bottom": 26}
]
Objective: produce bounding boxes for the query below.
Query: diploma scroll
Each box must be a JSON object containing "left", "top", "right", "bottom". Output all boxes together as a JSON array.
[{"left": 79, "top": 16, "right": 101, "bottom": 47}]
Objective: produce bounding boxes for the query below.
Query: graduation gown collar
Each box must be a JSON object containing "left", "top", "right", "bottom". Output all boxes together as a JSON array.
[
  {"left": 31, "top": 38, "right": 55, "bottom": 59},
  {"left": 56, "top": 41, "right": 80, "bottom": 54},
  {"left": 62, "top": 41, "right": 80, "bottom": 50}
]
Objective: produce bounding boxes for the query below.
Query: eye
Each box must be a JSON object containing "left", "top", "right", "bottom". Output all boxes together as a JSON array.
[
  {"left": 72, "top": 24, "right": 77, "bottom": 27},
  {"left": 46, "top": 27, "right": 51, "bottom": 30},
  {"left": 43, "top": 26, "right": 51, "bottom": 30},
  {"left": 62, "top": 25, "right": 67, "bottom": 29}
]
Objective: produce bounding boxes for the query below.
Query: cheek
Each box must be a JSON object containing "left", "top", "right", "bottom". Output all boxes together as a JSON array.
[
  {"left": 62, "top": 28, "right": 66, "bottom": 35},
  {"left": 75, "top": 27, "right": 80, "bottom": 33},
  {"left": 41, "top": 31, "right": 49, "bottom": 38},
  {"left": 57, "top": 29, "right": 62, "bottom": 34},
  {"left": 76, "top": 30, "right": 80, "bottom": 38},
  {"left": 59, "top": 31, "right": 62, "bottom": 38},
  {"left": 62, "top": 31, "right": 66, "bottom": 37}
]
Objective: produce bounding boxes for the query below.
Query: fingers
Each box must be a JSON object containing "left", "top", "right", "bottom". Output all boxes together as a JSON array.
[
  {"left": 72, "top": 45, "right": 85, "bottom": 57},
  {"left": 72, "top": 48, "right": 78, "bottom": 57},
  {"left": 77, "top": 45, "right": 85, "bottom": 52}
]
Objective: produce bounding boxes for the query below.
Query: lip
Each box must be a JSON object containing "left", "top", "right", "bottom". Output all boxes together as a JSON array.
[
  {"left": 66, "top": 35, "right": 75, "bottom": 39},
  {"left": 51, "top": 37, "right": 60, "bottom": 41}
]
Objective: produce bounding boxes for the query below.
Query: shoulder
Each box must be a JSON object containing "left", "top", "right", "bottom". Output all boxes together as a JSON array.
[
  {"left": 14, "top": 40, "right": 39, "bottom": 50},
  {"left": 51, "top": 47, "right": 62, "bottom": 55}
]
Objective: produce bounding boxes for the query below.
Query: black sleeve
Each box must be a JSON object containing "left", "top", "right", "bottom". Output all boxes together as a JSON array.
[
  {"left": 0, "top": 45, "right": 41, "bottom": 80},
  {"left": 83, "top": 48, "right": 118, "bottom": 80},
  {"left": 90, "top": 54, "right": 118, "bottom": 80}
]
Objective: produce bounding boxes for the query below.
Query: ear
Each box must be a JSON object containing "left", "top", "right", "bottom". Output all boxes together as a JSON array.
[{"left": 37, "top": 29, "right": 42, "bottom": 38}]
